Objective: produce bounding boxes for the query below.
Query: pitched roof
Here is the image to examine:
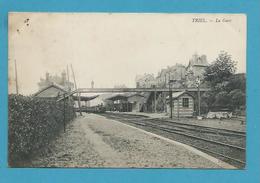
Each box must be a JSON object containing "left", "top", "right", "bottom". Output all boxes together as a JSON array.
[
  {"left": 105, "top": 92, "right": 144, "bottom": 101},
  {"left": 33, "top": 84, "right": 67, "bottom": 97},
  {"left": 127, "top": 93, "right": 145, "bottom": 98},
  {"left": 166, "top": 91, "right": 194, "bottom": 99}
]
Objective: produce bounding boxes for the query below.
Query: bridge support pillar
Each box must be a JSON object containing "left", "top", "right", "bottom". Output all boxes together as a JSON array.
[{"left": 154, "top": 90, "right": 157, "bottom": 113}]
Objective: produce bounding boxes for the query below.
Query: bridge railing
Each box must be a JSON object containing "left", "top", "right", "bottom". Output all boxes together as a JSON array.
[{"left": 76, "top": 87, "right": 210, "bottom": 93}]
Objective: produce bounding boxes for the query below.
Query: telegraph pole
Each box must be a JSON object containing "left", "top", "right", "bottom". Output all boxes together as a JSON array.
[
  {"left": 91, "top": 80, "right": 94, "bottom": 88},
  {"left": 196, "top": 76, "right": 201, "bottom": 117},
  {"left": 154, "top": 85, "right": 157, "bottom": 113},
  {"left": 169, "top": 74, "right": 173, "bottom": 119},
  {"left": 63, "top": 93, "right": 66, "bottom": 132},
  {"left": 14, "top": 59, "right": 19, "bottom": 94},
  {"left": 66, "top": 65, "right": 70, "bottom": 82},
  {"left": 70, "top": 64, "right": 82, "bottom": 116},
  {"left": 198, "top": 86, "right": 201, "bottom": 116},
  {"left": 164, "top": 74, "right": 167, "bottom": 112},
  {"left": 169, "top": 85, "right": 173, "bottom": 119}
]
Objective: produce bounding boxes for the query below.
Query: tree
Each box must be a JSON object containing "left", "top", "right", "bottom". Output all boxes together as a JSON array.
[
  {"left": 213, "top": 91, "right": 230, "bottom": 109},
  {"left": 226, "top": 73, "right": 246, "bottom": 93},
  {"left": 201, "top": 91, "right": 216, "bottom": 110},
  {"left": 204, "top": 51, "right": 237, "bottom": 89},
  {"left": 229, "top": 89, "right": 246, "bottom": 109},
  {"left": 201, "top": 51, "right": 245, "bottom": 112}
]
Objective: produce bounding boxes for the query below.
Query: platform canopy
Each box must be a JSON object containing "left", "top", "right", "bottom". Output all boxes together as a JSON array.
[
  {"left": 105, "top": 94, "right": 128, "bottom": 101},
  {"left": 72, "top": 95, "right": 99, "bottom": 101}
]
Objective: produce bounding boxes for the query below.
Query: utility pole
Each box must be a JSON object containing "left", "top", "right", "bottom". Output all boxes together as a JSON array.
[
  {"left": 196, "top": 76, "right": 201, "bottom": 116},
  {"left": 177, "top": 98, "right": 180, "bottom": 120},
  {"left": 169, "top": 74, "right": 173, "bottom": 119},
  {"left": 63, "top": 93, "right": 66, "bottom": 132},
  {"left": 70, "top": 64, "right": 82, "bottom": 116},
  {"left": 66, "top": 65, "right": 70, "bottom": 82},
  {"left": 153, "top": 85, "right": 157, "bottom": 113},
  {"left": 14, "top": 59, "right": 19, "bottom": 94},
  {"left": 66, "top": 65, "right": 71, "bottom": 91},
  {"left": 164, "top": 74, "right": 167, "bottom": 112},
  {"left": 91, "top": 80, "right": 94, "bottom": 88}
]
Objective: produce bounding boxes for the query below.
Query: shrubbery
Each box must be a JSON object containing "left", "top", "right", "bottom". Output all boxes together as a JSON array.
[{"left": 8, "top": 94, "right": 75, "bottom": 167}]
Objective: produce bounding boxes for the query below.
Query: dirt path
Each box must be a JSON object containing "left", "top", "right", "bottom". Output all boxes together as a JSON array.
[{"left": 30, "top": 113, "right": 226, "bottom": 168}]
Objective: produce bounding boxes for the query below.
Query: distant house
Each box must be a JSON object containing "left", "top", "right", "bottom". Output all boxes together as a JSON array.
[
  {"left": 34, "top": 84, "right": 100, "bottom": 111},
  {"left": 135, "top": 73, "right": 156, "bottom": 88},
  {"left": 156, "top": 64, "right": 186, "bottom": 88},
  {"left": 166, "top": 91, "right": 194, "bottom": 117},
  {"left": 33, "top": 84, "right": 67, "bottom": 98}
]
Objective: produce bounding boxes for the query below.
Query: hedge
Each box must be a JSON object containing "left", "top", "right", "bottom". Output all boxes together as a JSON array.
[{"left": 8, "top": 94, "right": 75, "bottom": 167}]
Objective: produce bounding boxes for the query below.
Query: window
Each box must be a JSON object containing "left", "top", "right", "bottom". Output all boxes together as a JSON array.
[{"left": 182, "top": 98, "right": 189, "bottom": 107}]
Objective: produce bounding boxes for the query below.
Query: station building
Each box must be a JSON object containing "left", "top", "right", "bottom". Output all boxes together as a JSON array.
[{"left": 33, "top": 84, "right": 67, "bottom": 99}]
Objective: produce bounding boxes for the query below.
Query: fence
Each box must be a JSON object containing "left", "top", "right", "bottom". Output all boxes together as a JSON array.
[{"left": 8, "top": 94, "right": 75, "bottom": 167}]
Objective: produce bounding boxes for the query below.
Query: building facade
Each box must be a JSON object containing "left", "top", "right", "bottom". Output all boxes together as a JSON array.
[
  {"left": 135, "top": 53, "right": 208, "bottom": 89},
  {"left": 156, "top": 64, "right": 186, "bottom": 88},
  {"left": 186, "top": 53, "right": 208, "bottom": 87},
  {"left": 135, "top": 73, "right": 156, "bottom": 88}
]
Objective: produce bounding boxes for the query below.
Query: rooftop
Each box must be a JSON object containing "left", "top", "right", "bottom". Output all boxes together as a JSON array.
[{"left": 166, "top": 91, "right": 194, "bottom": 99}]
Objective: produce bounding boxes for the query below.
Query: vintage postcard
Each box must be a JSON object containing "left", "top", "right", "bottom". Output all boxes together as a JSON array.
[{"left": 8, "top": 13, "right": 246, "bottom": 169}]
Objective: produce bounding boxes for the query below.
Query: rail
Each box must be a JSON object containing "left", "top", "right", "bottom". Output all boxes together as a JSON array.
[{"left": 102, "top": 113, "right": 246, "bottom": 168}]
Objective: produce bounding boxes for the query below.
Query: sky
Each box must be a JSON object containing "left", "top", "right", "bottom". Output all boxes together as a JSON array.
[{"left": 8, "top": 13, "right": 246, "bottom": 95}]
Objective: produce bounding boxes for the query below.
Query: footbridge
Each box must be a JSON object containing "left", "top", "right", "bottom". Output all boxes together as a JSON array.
[{"left": 76, "top": 87, "right": 210, "bottom": 93}]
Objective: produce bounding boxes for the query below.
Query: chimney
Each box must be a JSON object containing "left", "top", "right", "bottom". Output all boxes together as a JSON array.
[
  {"left": 46, "top": 72, "right": 50, "bottom": 81},
  {"left": 61, "top": 71, "right": 66, "bottom": 85},
  {"left": 91, "top": 80, "right": 94, "bottom": 88},
  {"left": 201, "top": 55, "right": 207, "bottom": 64}
]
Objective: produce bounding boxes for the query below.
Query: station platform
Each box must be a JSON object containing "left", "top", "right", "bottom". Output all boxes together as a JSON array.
[{"left": 30, "top": 113, "right": 235, "bottom": 168}]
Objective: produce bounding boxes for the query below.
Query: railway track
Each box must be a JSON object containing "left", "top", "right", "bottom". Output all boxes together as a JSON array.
[
  {"left": 108, "top": 113, "right": 246, "bottom": 136},
  {"left": 100, "top": 113, "right": 246, "bottom": 168},
  {"left": 149, "top": 118, "right": 246, "bottom": 137}
]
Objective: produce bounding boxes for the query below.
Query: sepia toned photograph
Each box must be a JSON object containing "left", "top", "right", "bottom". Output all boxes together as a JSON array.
[{"left": 8, "top": 13, "right": 246, "bottom": 169}]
